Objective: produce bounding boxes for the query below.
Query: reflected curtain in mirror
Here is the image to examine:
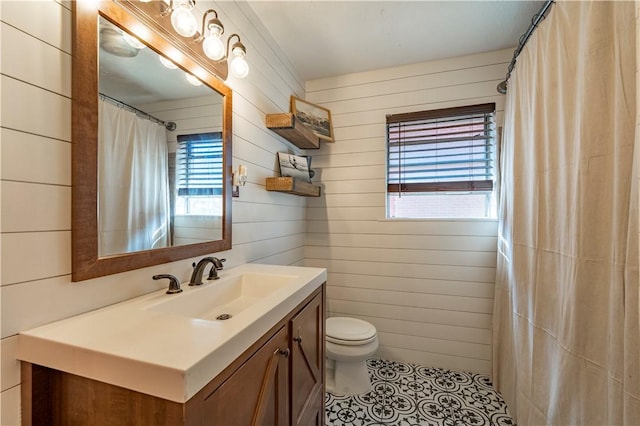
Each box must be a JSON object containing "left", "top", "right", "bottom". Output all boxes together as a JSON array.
[{"left": 98, "top": 98, "right": 170, "bottom": 256}]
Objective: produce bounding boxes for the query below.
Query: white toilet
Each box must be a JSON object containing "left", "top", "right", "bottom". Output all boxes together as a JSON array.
[{"left": 325, "top": 317, "right": 379, "bottom": 395}]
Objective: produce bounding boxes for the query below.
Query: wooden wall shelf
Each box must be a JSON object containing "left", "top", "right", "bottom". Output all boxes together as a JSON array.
[
  {"left": 266, "top": 177, "right": 321, "bottom": 197},
  {"left": 266, "top": 113, "right": 320, "bottom": 149}
]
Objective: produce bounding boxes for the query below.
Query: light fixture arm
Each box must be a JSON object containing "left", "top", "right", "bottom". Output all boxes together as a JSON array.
[
  {"left": 196, "top": 9, "right": 224, "bottom": 42},
  {"left": 160, "top": 0, "right": 173, "bottom": 17},
  {"left": 226, "top": 33, "right": 245, "bottom": 58}
]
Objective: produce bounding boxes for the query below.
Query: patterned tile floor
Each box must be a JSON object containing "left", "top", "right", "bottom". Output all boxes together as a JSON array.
[{"left": 325, "top": 358, "right": 515, "bottom": 426}]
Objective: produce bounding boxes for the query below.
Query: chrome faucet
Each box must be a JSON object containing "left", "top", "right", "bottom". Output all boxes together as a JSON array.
[{"left": 189, "top": 257, "right": 226, "bottom": 286}]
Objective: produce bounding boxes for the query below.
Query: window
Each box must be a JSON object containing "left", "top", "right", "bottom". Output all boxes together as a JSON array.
[
  {"left": 386, "top": 103, "right": 497, "bottom": 218},
  {"left": 175, "top": 132, "right": 223, "bottom": 215}
]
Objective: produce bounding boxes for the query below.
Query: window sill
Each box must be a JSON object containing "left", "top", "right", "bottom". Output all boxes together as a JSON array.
[{"left": 379, "top": 217, "right": 498, "bottom": 223}]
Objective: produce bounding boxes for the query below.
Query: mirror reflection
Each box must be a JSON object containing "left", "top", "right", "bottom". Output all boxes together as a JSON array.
[{"left": 98, "top": 17, "right": 224, "bottom": 257}]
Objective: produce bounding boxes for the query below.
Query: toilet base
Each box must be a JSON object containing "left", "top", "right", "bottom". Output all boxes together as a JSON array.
[{"left": 325, "top": 358, "right": 372, "bottom": 395}]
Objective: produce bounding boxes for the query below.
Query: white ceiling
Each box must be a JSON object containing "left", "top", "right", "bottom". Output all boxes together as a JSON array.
[{"left": 246, "top": 1, "right": 544, "bottom": 81}]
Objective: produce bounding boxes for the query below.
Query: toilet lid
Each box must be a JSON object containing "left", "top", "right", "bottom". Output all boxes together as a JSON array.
[{"left": 326, "top": 317, "right": 377, "bottom": 345}]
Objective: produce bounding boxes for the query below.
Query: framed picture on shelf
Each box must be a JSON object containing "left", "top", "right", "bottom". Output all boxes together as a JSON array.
[
  {"left": 290, "top": 96, "right": 334, "bottom": 142},
  {"left": 278, "top": 152, "right": 313, "bottom": 182}
]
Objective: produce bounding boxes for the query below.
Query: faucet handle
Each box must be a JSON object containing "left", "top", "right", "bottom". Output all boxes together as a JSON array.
[
  {"left": 212, "top": 258, "right": 226, "bottom": 270},
  {"left": 153, "top": 274, "right": 183, "bottom": 294}
]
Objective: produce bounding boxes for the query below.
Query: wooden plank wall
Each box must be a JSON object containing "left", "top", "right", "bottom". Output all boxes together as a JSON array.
[
  {"left": 0, "top": 1, "right": 307, "bottom": 422},
  {"left": 303, "top": 49, "right": 509, "bottom": 374}
]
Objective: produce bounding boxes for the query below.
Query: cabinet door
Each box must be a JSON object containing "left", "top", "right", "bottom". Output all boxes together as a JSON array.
[
  {"left": 290, "top": 293, "right": 325, "bottom": 426},
  {"left": 203, "top": 325, "right": 290, "bottom": 426}
]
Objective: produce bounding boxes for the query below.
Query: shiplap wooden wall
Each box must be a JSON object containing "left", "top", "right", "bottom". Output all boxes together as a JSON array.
[
  {"left": 0, "top": 1, "right": 306, "bottom": 422},
  {"left": 303, "top": 49, "right": 509, "bottom": 374}
]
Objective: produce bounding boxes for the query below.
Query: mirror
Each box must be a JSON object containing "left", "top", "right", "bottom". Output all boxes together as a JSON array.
[
  {"left": 72, "top": 0, "right": 232, "bottom": 281},
  {"left": 98, "top": 17, "right": 225, "bottom": 255}
]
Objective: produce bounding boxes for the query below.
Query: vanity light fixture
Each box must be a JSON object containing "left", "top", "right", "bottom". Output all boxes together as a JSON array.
[
  {"left": 198, "top": 10, "right": 249, "bottom": 78},
  {"left": 162, "top": 2, "right": 250, "bottom": 80}
]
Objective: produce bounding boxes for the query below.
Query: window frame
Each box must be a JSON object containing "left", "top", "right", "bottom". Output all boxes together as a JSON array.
[{"left": 386, "top": 103, "right": 497, "bottom": 219}]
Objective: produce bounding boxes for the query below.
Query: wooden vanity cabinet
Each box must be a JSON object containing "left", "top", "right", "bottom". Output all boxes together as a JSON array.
[
  {"left": 290, "top": 291, "right": 324, "bottom": 426},
  {"left": 202, "top": 324, "right": 290, "bottom": 425},
  {"left": 21, "top": 285, "right": 325, "bottom": 426},
  {"left": 201, "top": 288, "right": 324, "bottom": 426}
]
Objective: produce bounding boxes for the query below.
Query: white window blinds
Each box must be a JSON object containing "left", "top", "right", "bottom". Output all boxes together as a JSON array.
[
  {"left": 387, "top": 103, "right": 496, "bottom": 193},
  {"left": 176, "top": 132, "right": 223, "bottom": 196}
]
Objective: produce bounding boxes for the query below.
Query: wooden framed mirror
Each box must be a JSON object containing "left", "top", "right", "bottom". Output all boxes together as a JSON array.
[{"left": 72, "top": 0, "right": 232, "bottom": 281}]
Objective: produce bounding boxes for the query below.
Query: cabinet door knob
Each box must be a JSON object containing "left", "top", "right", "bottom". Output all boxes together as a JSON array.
[
  {"left": 293, "top": 336, "right": 302, "bottom": 344},
  {"left": 279, "top": 348, "right": 290, "bottom": 358}
]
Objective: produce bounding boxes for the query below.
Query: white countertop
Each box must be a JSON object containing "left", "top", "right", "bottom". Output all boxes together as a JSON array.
[{"left": 17, "top": 263, "right": 326, "bottom": 403}]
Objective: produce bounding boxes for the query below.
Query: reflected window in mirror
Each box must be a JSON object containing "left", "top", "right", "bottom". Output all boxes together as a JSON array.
[
  {"left": 175, "top": 132, "right": 224, "bottom": 215},
  {"left": 171, "top": 132, "right": 224, "bottom": 246}
]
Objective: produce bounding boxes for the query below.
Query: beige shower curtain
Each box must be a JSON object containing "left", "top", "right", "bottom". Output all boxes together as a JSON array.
[{"left": 493, "top": 1, "right": 639, "bottom": 424}]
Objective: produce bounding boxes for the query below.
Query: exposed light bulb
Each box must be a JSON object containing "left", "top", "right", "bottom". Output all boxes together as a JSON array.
[
  {"left": 185, "top": 73, "right": 202, "bottom": 86},
  {"left": 202, "top": 35, "right": 225, "bottom": 61},
  {"left": 122, "top": 32, "right": 146, "bottom": 50},
  {"left": 230, "top": 48, "right": 249, "bottom": 79},
  {"left": 201, "top": 19, "right": 225, "bottom": 61},
  {"left": 159, "top": 55, "right": 178, "bottom": 69},
  {"left": 171, "top": 2, "right": 198, "bottom": 38}
]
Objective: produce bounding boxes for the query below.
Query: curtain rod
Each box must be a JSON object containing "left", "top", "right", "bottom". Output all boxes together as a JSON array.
[
  {"left": 497, "top": 0, "right": 554, "bottom": 94},
  {"left": 99, "top": 93, "right": 176, "bottom": 131}
]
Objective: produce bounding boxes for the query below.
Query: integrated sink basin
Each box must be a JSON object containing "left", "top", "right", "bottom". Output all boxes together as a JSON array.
[
  {"left": 145, "top": 272, "right": 297, "bottom": 321},
  {"left": 17, "top": 263, "right": 327, "bottom": 403}
]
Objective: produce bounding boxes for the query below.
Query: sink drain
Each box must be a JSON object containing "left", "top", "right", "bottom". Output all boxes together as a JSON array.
[{"left": 216, "top": 313, "right": 232, "bottom": 320}]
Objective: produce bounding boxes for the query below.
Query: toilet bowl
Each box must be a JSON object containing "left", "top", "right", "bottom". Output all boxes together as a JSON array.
[{"left": 325, "top": 317, "right": 379, "bottom": 395}]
